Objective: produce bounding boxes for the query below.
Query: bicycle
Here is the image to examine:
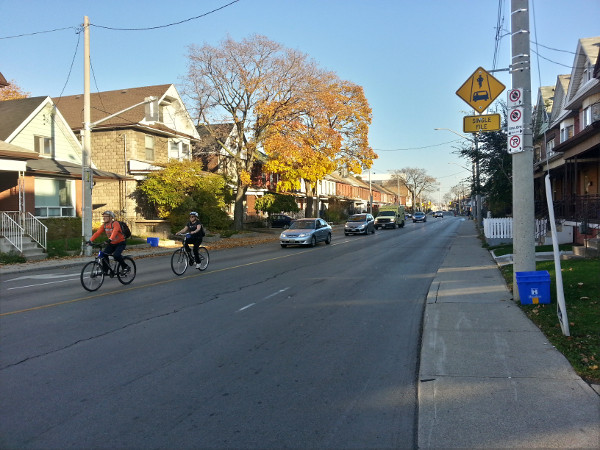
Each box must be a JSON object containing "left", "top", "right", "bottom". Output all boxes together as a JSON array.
[
  {"left": 80, "top": 242, "right": 137, "bottom": 292},
  {"left": 171, "top": 234, "right": 209, "bottom": 276}
]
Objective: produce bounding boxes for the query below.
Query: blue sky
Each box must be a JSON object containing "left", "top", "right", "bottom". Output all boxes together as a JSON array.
[{"left": 1, "top": 0, "right": 598, "bottom": 196}]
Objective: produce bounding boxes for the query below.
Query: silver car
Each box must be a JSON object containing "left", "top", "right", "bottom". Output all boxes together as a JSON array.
[
  {"left": 280, "top": 218, "right": 332, "bottom": 248},
  {"left": 344, "top": 213, "right": 375, "bottom": 235}
]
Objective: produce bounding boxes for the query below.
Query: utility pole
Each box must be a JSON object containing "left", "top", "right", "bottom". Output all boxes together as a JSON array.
[
  {"left": 511, "top": 0, "right": 536, "bottom": 298},
  {"left": 82, "top": 16, "right": 92, "bottom": 256}
]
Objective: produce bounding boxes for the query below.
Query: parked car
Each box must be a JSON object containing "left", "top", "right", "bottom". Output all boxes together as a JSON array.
[
  {"left": 433, "top": 211, "right": 443, "bottom": 218},
  {"left": 344, "top": 213, "right": 375, "bottom": 235},
  {"left": 280, "top": 218, "right": 332, "bottom": 247},
  {"left": 270, "top": 214, "right": 293, "bottom": 228},
  {"left": 412, "top": 211, "right": 427, "bottom": 222},
  {"left": 405, "top": 213, "right": 412, "bottom": 219}
]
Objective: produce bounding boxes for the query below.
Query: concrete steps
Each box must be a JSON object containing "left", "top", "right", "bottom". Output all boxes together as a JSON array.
[
  {"left": 0, "top": 236, "right": 47, "bottom": 261},
  {"left": 573, "top": 238, "right": 599, "bottom": 258}
]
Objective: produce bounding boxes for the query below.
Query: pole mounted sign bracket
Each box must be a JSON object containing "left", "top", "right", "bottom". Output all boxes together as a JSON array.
[{"left": 456, "top": 67, "right": 506, "bottom": 114}]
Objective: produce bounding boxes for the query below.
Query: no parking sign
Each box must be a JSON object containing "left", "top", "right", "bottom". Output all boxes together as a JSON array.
[{"left": 508, "top": 135, "right": 523, "bottom": 154}]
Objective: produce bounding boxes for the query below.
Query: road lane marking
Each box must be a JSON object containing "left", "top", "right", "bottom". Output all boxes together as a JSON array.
[
  {"left": 1, "top": 246, "right": 339, "bottom": 317},
  {"left": 6, "top": 277, "right": 81, "bottom": 290},
  {"left": 4, "top": 273, "right": 80, "bottom": 282},
  {"left": 263, "top": 287, "right": 289, "bottom": 299},
  {"left": 237, "top": 303, "right": 256, "bottom": 312}
]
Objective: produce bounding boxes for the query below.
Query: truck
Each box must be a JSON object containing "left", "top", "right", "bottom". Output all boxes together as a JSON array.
[{"left": 374, "top": 204, "right": 405, "bottom": 229}]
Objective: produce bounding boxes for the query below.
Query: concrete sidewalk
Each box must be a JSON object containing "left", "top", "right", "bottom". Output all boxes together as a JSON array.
[{"left": 419, "top": 219, "right": 599, "bottom": 448}]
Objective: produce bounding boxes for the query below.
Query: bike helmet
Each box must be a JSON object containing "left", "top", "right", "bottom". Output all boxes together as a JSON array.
[
  {"left": 189, "top": 212, "right": 199, "bottom": 218},
  {"left": 102, "top": 210, "right": 116, "bottom": 219}
]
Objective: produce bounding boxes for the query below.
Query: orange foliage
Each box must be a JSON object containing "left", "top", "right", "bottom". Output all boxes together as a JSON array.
[
  {"left": 0, "top": 80, "right": 30, "bottom": 101},
  {"left": 261, "top": 73, "right": 377, "bottom": 193}
]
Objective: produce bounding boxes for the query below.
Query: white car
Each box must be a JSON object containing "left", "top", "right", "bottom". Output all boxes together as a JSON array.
[{"left": 280, "top": 218, "right": 332, "bottom": 248}]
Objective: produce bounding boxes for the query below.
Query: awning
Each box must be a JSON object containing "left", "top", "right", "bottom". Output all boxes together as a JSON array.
[{"left": 26, "top": 159, "right": 133, "bottom": 180}]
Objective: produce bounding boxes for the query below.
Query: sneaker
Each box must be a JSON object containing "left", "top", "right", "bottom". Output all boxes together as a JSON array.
[
  {"left": 122, "top": 266, "right": 131, "bottom": 274},
  {"left": 196, "top": 263, "right": 202, "bottom": 269}
]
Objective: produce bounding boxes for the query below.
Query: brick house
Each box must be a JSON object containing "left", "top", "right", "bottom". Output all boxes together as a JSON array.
[
  {"left": 532, "top": 37, "right": 600, "bottom": 244},
  {"left": 55, "top": 84, "right": 200, "bottom": 236}
]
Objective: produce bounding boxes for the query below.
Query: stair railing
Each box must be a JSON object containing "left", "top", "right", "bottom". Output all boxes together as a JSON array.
[
  {"left": 1, "top": 212, "right": 23, "bottom": 252},
  {"left": 22, "top": 212, "right": 48, "bottom": 250}
]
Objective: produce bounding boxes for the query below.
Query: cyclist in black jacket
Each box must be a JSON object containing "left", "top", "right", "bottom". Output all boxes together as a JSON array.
[{"left": 176, "top": 212, "right": 205, "bottom": 269}]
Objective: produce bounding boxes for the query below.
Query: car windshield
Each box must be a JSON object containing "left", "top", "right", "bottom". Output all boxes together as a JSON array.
[
  {"left": 378, "top": 211, "right": 395, "bottom": 216},
  {"left": 348, "top": 215, "right": 367, "bottom": 222},
  {"left": 290, "top": 220, "right": 315, "bottom": 229}
]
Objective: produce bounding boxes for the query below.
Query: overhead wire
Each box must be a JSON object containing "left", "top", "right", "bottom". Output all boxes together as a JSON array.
[
  {"left": 90, "top": 0, "right": 240, "bottom": 31},
  {"left": 54, "top": 27, "right": 83, "bottom": 103},
  {"left": 374, "top": 139, "right": 464, "bottom": 152}
]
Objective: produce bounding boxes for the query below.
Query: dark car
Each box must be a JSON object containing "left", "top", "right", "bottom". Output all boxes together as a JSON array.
[
  {"left": 280, "top": 218, "right": 332, "bottom": 247},
  {"left": 473, "top": 90, "right": 489, "bottom": 102},
  {"left": 270, "top": 214, "right": 293, "bottom": 228},
  {"left": 412, "top": 211, "right": 427, "bottom": 222},
  {"left": 344, "top": 213, "right": 375, "bottom": 235}
]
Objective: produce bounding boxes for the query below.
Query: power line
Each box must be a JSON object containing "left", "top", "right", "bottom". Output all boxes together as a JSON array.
[
  {"left": 55, "top": 29, "right": 83, "bottom": 104},
  {"left": 90, "top": 0, "right": 240, "bottom": 31},
  {"left": 0, "top": 26, "right": 78, "bottom": 40},
  {"left": 374, "top": 139, "right": 463, "bottom": 152}
]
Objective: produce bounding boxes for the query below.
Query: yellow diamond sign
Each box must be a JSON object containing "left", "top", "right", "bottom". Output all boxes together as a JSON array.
[{"left": 456, "top": 67, "right": 505, "bottom": 113}]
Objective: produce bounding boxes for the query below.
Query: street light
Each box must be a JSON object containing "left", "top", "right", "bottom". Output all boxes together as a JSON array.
[{"left": 435, "top": 128, "right": 482, "bottom": 225}]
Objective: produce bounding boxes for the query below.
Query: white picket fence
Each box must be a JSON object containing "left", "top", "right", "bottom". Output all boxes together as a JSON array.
[{"left": 483, "top": 218, "right": 547, "bottom": 240}]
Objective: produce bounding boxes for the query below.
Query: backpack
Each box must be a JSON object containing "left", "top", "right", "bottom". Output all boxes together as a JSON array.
[
  {"left": 118, "top": 221, "right": 132, "bottom": 239},
  {"left": 200, "top": 225, "right": 205, "bottom": 237}
]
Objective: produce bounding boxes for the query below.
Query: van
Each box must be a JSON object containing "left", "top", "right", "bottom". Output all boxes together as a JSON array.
[{"left": 374, "top": 205, "right": 405, "bottom": 229}]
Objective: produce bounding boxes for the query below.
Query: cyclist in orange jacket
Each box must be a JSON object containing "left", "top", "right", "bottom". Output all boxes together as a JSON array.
[{"left": 88, "top": 210, "right": 130, "bottom": 273}]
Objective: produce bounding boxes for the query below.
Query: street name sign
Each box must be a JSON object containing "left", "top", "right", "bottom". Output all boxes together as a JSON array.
[
  {"left": 463, "top": 113, "right": 501, "bottom": 133},
  {"left": 456, "top": 67, "right": 506, "bottom": 113}
]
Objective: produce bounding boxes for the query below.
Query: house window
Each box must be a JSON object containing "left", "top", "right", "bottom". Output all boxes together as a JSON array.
[
  {"left": 582, "top": 61, "right": 592, "bottom": 83},
  {"left": 34, "top": 135, "right": 53, "bottom": 156},
  {"left": 145, "top": 135, "right": 155, "bottom": 161},
  {"left": 168, "top": 139, "right": 191, "bottom": 161},
  {"left": 169, "top": 140, "right": 179, "bottom": 160},
  {"left": 560, "top": 125, "right": 573, "bottom": 143},
  {"left": 546, "top": 138, "right": 555, "bottom": 153},
  {"left": 34, "top": 178, "right": 75, "bottom": 217}
]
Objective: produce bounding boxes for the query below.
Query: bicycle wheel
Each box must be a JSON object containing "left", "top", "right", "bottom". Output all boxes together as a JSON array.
[
  {"left": 81, "top": 261, "right": 104, "bottom": 291},
  {"left": 171, "top": 248, "right": 188, "bottom": 276},
  {"left": 117, "top": 257, "right": 136, "bottom": 285},
  {"left": 196, "top": 247, "right": 209, "bottom": 271}
]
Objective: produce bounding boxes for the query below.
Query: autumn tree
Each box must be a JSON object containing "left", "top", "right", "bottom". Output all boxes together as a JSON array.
[
  {"left": 392, "top": 168, "right": 437, "bottom": 212},
  {"left": 262, "top": 74, "right": 376, "bottom": 217},
  {"left": 136, "top": 160, "right": 232, "bottom": 231},
  {"left": 0, "top": 79, "right": 30, "bottom": 101},
  {"left": 184, "top": 34, "right": 320, "bottom": 230}
]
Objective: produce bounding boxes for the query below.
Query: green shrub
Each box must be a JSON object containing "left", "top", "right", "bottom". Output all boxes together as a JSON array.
[{"left": 0, "top": 251, "right": 26, "bottom": 264}]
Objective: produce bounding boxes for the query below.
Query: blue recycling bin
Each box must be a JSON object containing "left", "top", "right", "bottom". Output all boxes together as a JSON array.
[
  {"left": 515, "top": 271, "right": 551, "bottom": 305},
  {"left": 147, "top": 237, "right": 159, "bottom": 247}
]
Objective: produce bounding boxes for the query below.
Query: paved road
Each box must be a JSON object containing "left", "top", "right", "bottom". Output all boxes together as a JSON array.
[{"left": 1, "top": 217, "right": 461, "bottom": 448}]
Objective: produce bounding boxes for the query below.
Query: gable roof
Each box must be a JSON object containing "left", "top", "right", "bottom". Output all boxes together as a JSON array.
[
  {"left": 195, "top": 123, "right": 236, "bottom": 154},
  {"left": 54, "top": 84, "right": 173, "bottom": 130},
  {"left": 0, "top": 96, "right": 48, "bottom": 141},
  {"left": 0, "top": 139, "right": 40, "bottom": 160},
  {"left": 565, "top": 36, "right": 600, "bottom": 109},
  {"left": 549, "top": 75, "right": 572, "bottom": 125}
]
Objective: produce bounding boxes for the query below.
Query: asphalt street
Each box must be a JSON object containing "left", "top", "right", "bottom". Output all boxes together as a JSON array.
[{"left": 1, "top": 218, "right": 461, "bottom": 448}]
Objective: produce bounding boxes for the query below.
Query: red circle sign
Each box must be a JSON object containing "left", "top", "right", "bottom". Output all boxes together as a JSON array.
[
  {"left": 510, "top": 135, "right": 521, "bottom": 148},
  {"left": 510, "top": 109, "right": 522, "bottom": 122},
  {"left": 509, "top": 89, "right": 521, "bottom": 103}
]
